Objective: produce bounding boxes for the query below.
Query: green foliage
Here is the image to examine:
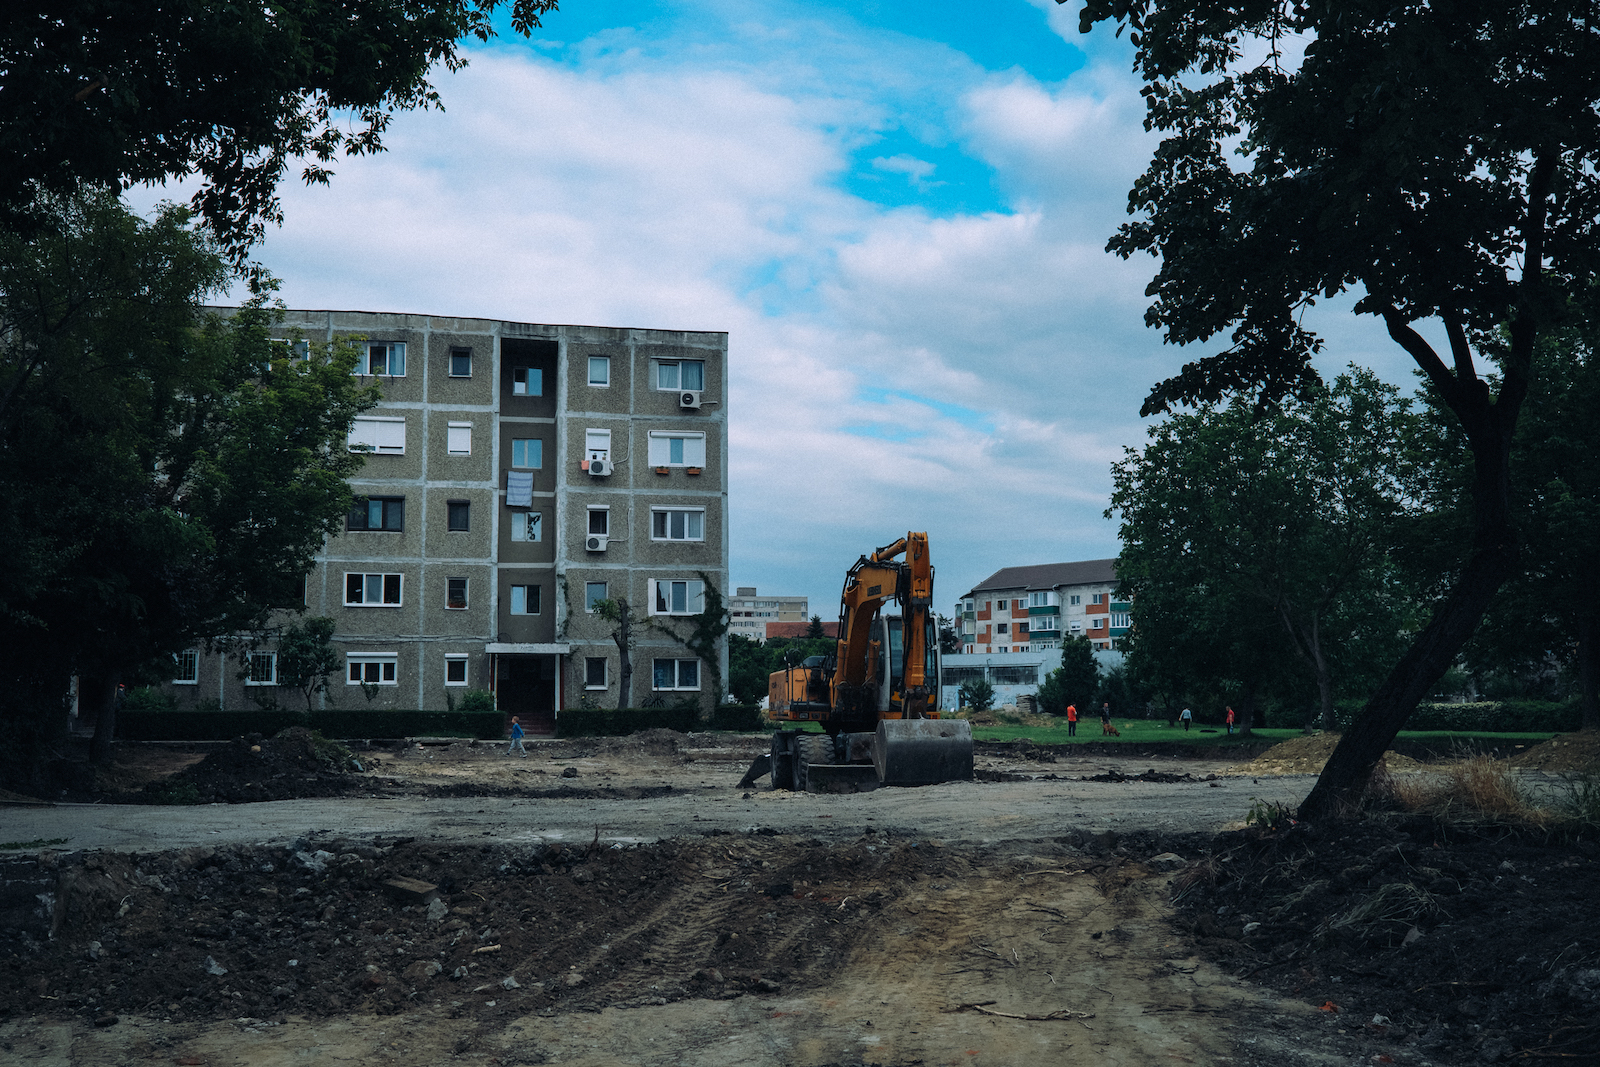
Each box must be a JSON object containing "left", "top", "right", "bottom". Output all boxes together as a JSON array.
[
  {"left": 709, "top": 705, "right": 765, "bottom": 732},
  {"left": 648, "top": 572, "right": 731, "bottom": 709},
  {"left": 1055, "top": 638, "right": 1102, "bottom": 715},
  {"left": 457, "top": 690, "right": 496, "bottom": 713},
  {"left": 123, "top": 687, "right": 177, "bottom": 714},
  {"left": 936, "top": 614, "right": 962, "bottom": 655},
  {"left": 1554, "top": 774, "right": 1600, "bottom": 828},
  {"left": 555, "top": 706, "right": 701, "bottom": 738},
  {"left": 1, "top": 0, "right": 559, "bottom": 259},
  {"left": 958, "top": 677, "right": 995, "bottom": 714},
  {"left": 117, "top": 709, "right": 504, "bottom": 741},
  {"left": 0, "top": 838, "right": 70, "bottom": 851},
  {"left": 1245, "top": 799, "right": 1297, "bottom": 832},
  {"left": 806, "top": 615, "right": 826, "bottom": 639},
  {"left": 728, "top": 633, "right": 835, "bottom": 707},
  {"left": 274, "top": 617, "right": 340, "bottom": 713}
]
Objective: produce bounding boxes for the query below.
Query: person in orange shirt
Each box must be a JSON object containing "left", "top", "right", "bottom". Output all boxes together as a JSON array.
[
  {"left": 1066, "top": 704, "right": 1078, "bottom": 736},
  {"left": 1225, "top": 706, "right": 1236, "bottom": 735}
]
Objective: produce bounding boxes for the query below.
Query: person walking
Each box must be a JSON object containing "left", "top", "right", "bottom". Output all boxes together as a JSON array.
[
  {"left": 1179, "top": 706, "right": 1192, "bottom": 732},
  {"left": 1066, "top": 704, "right": 1078, "bottom": 736},
  {"left": 1225, "top": 706, "right": 1236, "bottom": 735},
  {"left": 1100, "top": 702, "right": 1112, "bottom": 728},
  {"left": 506, "top": 715, "right": 527, "bottom": 757}
]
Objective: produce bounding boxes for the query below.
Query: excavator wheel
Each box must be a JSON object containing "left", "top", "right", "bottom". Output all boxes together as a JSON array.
[{"left": 795, "top": 733, "right": 835, "bottom": 792}]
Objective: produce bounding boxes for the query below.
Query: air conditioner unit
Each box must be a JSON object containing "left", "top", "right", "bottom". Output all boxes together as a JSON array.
[
  {"left": 588, "top": 458, "right": 613, "bottom": 477},
  {"left": 679, "top": 390, "right": 703, "bottom": 409},
  {"left": 585, "top": 534, "right": 608, "bottom": 552}
]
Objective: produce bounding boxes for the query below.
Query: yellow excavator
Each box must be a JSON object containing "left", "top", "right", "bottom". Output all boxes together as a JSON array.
[{"left": 741, "top": 532, "right": 973, "bottom": 792}]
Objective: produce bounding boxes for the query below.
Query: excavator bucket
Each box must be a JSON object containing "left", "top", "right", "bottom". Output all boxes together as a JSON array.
[{"left": 873, "top": 719, "right": 973, "bottom": 787}]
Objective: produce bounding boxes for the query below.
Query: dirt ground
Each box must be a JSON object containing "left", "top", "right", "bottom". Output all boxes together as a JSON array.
[{"left": 3, "top": 729, "right": 1597, "bottom": 1066}]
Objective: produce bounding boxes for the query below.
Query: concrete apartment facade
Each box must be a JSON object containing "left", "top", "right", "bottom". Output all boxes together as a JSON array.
[
  {"left": 727, "top": 588, "right": 809, "bottom": 642},
  {"left": 956, "top": 559, "right": 1127, "bottom": 654},
  {"left": 170, "top": 311, "right": 729, "bottom": 733}
]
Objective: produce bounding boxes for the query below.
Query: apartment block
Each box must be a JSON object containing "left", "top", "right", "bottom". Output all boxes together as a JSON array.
[
  {"left": 172, "top": 310, "right": 728, "bottom": 733},
  {"left": 727, "top": 588, "right": 809, "bottom": 642},
  {"left": 956, "top": 559, "right": 1127, "bottom": 654}
]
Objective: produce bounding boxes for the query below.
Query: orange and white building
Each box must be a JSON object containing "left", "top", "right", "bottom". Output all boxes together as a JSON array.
[{"left": 955, "top": 559, "right": 1127, "bottom": 654}]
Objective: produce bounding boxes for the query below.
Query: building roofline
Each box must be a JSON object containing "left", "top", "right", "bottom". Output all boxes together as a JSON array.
[{"left": 959, "top": 558, "right": 1119, "bottom": 599}]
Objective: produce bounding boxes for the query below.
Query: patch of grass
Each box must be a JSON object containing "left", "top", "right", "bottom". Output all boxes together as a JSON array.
[
  {"left": 1552, "top": 773, "right": 1600, "bottom": 827},
  {"left": 1393, "top": 751, "right": 1542, "bottom": 823},
  {"left": 0, "top": 837, "right": 69, "bottom": 850}
]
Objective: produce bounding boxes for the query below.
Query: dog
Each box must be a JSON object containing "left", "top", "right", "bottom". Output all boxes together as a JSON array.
[{"left": 1101, "top": 721, "right": 1121, "bottom": 737}]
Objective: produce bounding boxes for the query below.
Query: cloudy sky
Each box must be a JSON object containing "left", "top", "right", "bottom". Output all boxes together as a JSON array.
[{"left": 136, "top": 0, "right": 1412, "bottom": 617}]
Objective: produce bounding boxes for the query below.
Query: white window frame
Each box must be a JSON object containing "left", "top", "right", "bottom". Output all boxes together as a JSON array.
[
  {"left": 584, "top": 656, "right": 608, "bottom": 690},
  {"left": 444, "top": 654, "right": 469, "bottom": 687},
  {"left": 358, "top": 342, "right": 406, "bottom": 377},
  {"left": 447, "top": 421, "right": 472, "bottom": 455},
  {"left": 346, "top": 653, "right": 398, "bottom": 686},
  {"left": 510, "top": 511, "right": 542, "bottom": 542},
  {"left": 511, "top": 438, "right": 542, "bottom": 469},
  {"left": 585, "top": 581, "right": 608, "bottom": 612},
  {"left": 646, "top": 431, "right": 707, "bottom": 467},
  {"left": 585, "top": 428, "right": 611, "bottom": 463},
  {"left": 650, "top": 507, "right": 705, "bottom": 542},
  {"left": 587, "top": 507, "right": 610, "bottom": 536},
  {"left": 654, "top": 360, "right": 704, "bottom": 391},
  {"left": 651, "top": 657, "right": 700, "bottom": 692},
  {"left": 1092, "top": 593, "right": 1105, "bottom": 604},
  {"left": 344, "top": 572, "right": 403, "bottom": 607},
  {"left": 449, "top": 347, "right": 472, "bottom": 378},
  {"left": 174, "top": 649, "right": 200, "bottom": 685},
  {"left": 1070, "top": 595, "right": 1081, "bottom": 606},
  {"left": 650, "top": 579, "right": 705, "bottom": 616},
  {"left": 245, "top": 651, "right": 277, "bottom": 686},
  {"left": 512, "top": 367, "right": 542, "bottom": 396},
  {"left": 446, "top": 577, "right": 468, "bottom": 610},
  {"left": 509, "top": 584, "right": 541, "bottom": 615},
  {"left": 347, "top": 416, "right": 406, "bottom": 455},
  {"left": 588, "top": 356, "right": 610, "bottom": 387}
]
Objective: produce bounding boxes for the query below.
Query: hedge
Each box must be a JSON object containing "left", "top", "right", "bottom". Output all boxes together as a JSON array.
[
  {"left": 117, "top": 709, "right": 505, "bottom": 742},
  {"left": 1266, "top": 699, "right": 1581, "bottom": 733},
  {"left": 555, "top": 705, "right": 767, "bottom": 738}
]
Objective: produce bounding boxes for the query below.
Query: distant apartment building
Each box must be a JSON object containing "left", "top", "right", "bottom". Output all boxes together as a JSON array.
[
  {"left": 956, "top": 559, "right": 1127, "bottom": 654},
  {"left": 727, "top": 588, "right": 808, "bottom": 642},
  {"left": 170, "top": 310, "right": 728, "bottom": 733}
]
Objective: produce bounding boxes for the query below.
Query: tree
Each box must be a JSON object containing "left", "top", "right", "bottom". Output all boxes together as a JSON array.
[
  {"left": 936, "top": 614, "right": 963, "bottom": 655},
  {"left": 958, "top": 677, "right": 995, "bottom": 714},
  {"left": 593, "top": 598, "right": 637, "bottom": 710},
  {"left": 275, "top": 617, "right": 341, "bottom": 714},
  {"left": 1078, "top": 0, "right": 1600, "bottom": 818},
  {"left": 0, "top": 190, "right": 375, "bottom": 764},
  {"left": 2, "top": 0, "right": 558, "bottom": 259},
  {"left": 728, "top": 634, "right": 770, "bottom": 707},
  {"left": 1057, "top": 638, "right": 1102, "bottom": 714},
  {"left": 1108, "top": 370, "right": 1419, "bottom": 732},
  {"left": 805, "top": 615, "right": 826, "bottom": 639},
  {"left": 649, "top": 573, "right": 732, "bottom": 708}
]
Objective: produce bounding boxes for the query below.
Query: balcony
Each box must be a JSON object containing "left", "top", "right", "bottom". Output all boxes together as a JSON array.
[
  {"left": 1110, "top": 601, "right": 1131, "bottom": 613},
  {"left": 1109, "top": 626, "right": 1129, "bottom": 638},
  {"left": 1027, "top": 604, "right": 1059, "bottom": 616}
]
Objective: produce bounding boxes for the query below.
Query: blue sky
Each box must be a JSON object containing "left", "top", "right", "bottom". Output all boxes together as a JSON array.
[{"left": 133, "top": 0, "right": 1413, "bottom": 617}]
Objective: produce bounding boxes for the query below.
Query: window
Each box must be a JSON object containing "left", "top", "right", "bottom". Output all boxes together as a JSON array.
[
  {"left": 585, "top": 582, "right": 608, "bottom": 611},
  {"left": 1069, "top": 595, "right": 1081, "bottom": 606},
  {"left": 997, "top": 623, "right": 1008, "bottom": 634},
  {"left": 652, "top": 658, "right": 700, "bottom": 691},
  {"left": 588, "top": 508, "right": 609, "bottom": 536},
  {"left": 1092, "top": 593, "right": 1105, "bottom": 604},
  {"left": 511, "top": 439, "right": 542, "bottom": 468},
  {"left": 447, "top": 422, "right": 472, "bottom": 455},
  {"left": 585, "top": 429, "right": 611, "bottom": 463},
  {"left": 510, "top": 512, "right": 542, "bottom": 542},
  {"left": 1091, "top": 617, "right": 1106, "bottom": 629},
  {"left": 348, "top": 497, "right": 404, "bottom": 532},
  {"left": 174, "top": 650, "right": 200, "bottom": 685},
  {"left": 1029, "top": 591, "right": 1048, "bottom": 607},
  {"left": 585, "top": 657, "right": 608, "bottom": 689},
  {"left": 1032, "top": 616, "right": 1059, "bottom": 632},
  {"left": 272, "top": 338, "right": 311, "bottom": 361},
  {"left": 652, "top": 579, "right": 705, "bottom": 616},
  {"left": 447, "top": 500, "right": 470, "bottom": 532},
  {"left": 512, "top": 367, "right": 541, "bottom": 396},
  {"left": 1110, "top": 612, "right": 1130, "bottom": 628},
  {"left": 245, "top": 651, "right": 277, "bottom": 686},
  {"left": 445, "top": 655, "right": 469, "bottom": 686},
  {"left": 646, "top": 431, "right": 707, "bottom": 467},
  {"left": 447, "top": 577, "right": 468, "bottom": 609},
  {"left": 449, "top": 347, "right": 472, "bottom": 377},
  {"left": 509, "top": 584, "right": 541, "bottom": 615},
  {"left": 358, "top": 342, "right": 406, "bottom": 376},
  {"left": 651, "top": 508, "right": 705, "bottom": 541},
  {"left": 656, "top": 360, "right": 704, "bottom": 391},
  {"left": 588, "top": 356, "right": 610, "bottom": 386},
  {"left": 345, "top": 572, "right": 403, "bottom": 606},
  {"left": 347, "top": 416, "right": 406, "bottom": 455},
  {"left": 347, "top": 654, "right": 397, "bottom": 685}
]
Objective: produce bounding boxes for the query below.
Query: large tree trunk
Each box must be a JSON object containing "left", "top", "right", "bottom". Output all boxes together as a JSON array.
[
  {"left": 89, "top": 670, "right": 120, "bottom": 764},
  {"left": 612, "top": 599, "right": 633, "bottom": 710},
  {"left": 1578, "top": 613, "right": 1598, "bottom": 731},
  {"left": 1237, "top": 685, "right": 1255, "bottom": 738}
]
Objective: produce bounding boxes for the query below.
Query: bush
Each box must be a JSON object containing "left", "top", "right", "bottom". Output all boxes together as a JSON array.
[
  {"left": 708, "top": 704, "right": 763, "bottom": 732},
  {"left": 458, "top": 689, "right": 495, "bottom": 713},
  {"left": 117, "top": 708, "right": 504, "bottom": 741},
  {"left": 123, "top": 686, "right": 178, "bottom": 714},
  {"left": 556, "top": 706, "right": 700, "bottom": 738}
]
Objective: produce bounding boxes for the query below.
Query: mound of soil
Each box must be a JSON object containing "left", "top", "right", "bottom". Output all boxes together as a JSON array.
[
  {"left": 1175, "top": 816, "right": 1600, "bottom": 1065},
  {"left": 1510, "top": 731, "right": 1600, "bottom": 772},
  {"left": 126, "top": 728, "right": 371, "bottom": 804},
  {"left": 1224, "top": 733, "right": 1421, "bottom": 777},
  {"left": 1084, "top": 768, "right": 1206, "bottom": 784}
]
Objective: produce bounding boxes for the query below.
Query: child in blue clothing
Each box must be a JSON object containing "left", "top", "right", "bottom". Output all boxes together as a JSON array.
[{"left": 507, "top": 716, "right": 526, "bottom": 757}]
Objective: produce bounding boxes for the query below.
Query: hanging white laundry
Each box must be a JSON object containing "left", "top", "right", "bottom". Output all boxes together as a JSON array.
[{"left": 506, "top": 470, "right": 534, "bottom": 507}]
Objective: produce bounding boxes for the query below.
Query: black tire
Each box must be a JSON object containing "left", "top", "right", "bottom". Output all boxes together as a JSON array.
[
  {"left": 770, "top": 732, "right": 795, "bottom": 791},
  {"left": 795, "top": 733, "right": 835, "bottom": 792}
]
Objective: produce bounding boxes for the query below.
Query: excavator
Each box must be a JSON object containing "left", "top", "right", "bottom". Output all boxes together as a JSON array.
[{"left": 740, "top": 532, "right": 973, "bottom": 792}]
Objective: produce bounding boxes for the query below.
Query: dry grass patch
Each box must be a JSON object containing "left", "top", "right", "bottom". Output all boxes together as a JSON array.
[{"left": 1392, "top": 752, "right": 1545, "bottom": 824}]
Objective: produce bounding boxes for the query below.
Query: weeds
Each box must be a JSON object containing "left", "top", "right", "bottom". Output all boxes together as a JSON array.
[
  {"left": 0, "top": 837, "right": 69, "bottom": 850},
  {"left": 1391, "top": 751, "right": 1541, "bottom": 824},
  {"left": 1318, "top": 881, "right": 1439, "bottom": 945},
  {"left": 1246, "top": 799, "right": 1297, "bottom": 830},
  {"left": 1553, "top": 773, "right": 1600, "bottom": 827}
]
